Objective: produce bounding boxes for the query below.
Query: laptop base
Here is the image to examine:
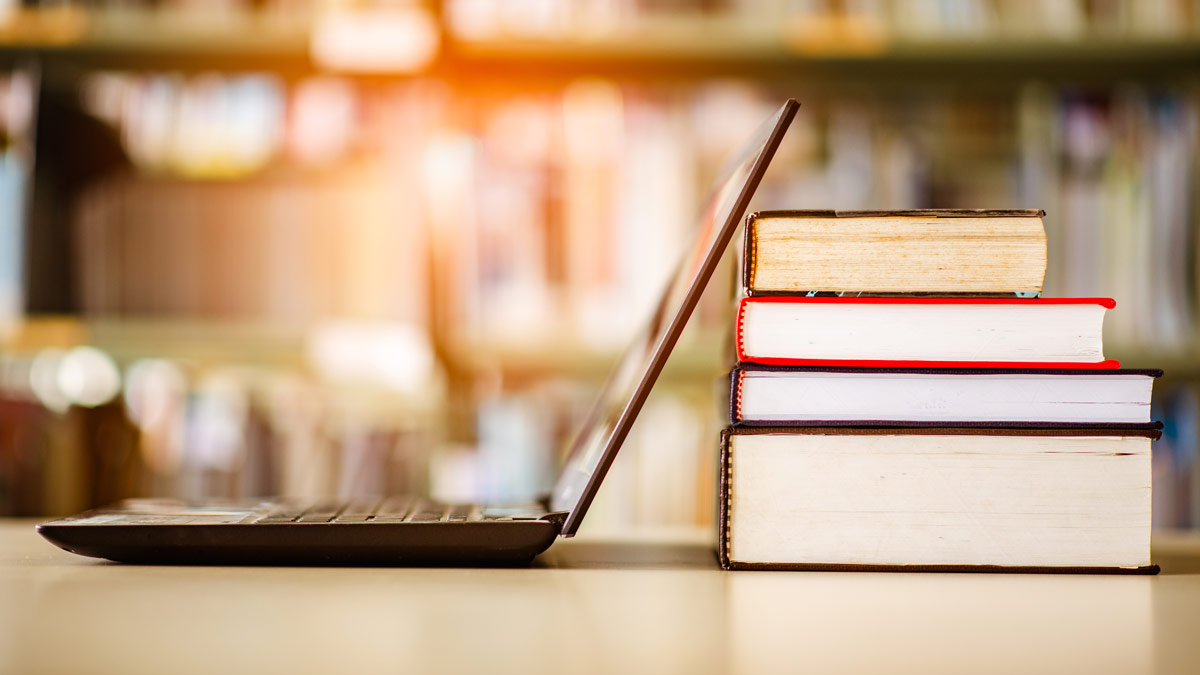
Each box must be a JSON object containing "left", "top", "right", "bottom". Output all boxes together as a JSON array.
[{"left": 38, "top": 500, "right": 563, "bottom": 566}]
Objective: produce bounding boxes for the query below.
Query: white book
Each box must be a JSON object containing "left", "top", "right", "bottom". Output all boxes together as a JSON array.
[
  {"left": 719, "top": 427, "right": 1159, "bottom": 572},
  {"left": 736, "top": 296, "right": 1117, "bottom": 367},
  {"left": 731, "top": 366, "right": 1161, "bottom": 425}
]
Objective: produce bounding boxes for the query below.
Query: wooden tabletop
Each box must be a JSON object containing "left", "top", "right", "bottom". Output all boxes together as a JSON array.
[{"left": 2, "top": 519, "right": 1198, "bottom": 675}]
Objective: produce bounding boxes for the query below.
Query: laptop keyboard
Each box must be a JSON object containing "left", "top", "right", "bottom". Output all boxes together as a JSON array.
[
  {"left": 252, "top": 498, "right": 485, "bottom": 524},
  {"left": 50, "top": 498, "right": 553, "bottom": 526}
]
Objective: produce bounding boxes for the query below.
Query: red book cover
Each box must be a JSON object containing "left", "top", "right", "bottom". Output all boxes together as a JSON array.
[{"left": 735, "top": 296, "right": 1121, "bottom": 369}]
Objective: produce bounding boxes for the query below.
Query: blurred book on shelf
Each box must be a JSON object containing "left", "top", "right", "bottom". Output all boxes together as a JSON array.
[
  {"left": 72, "top": 74, "right": 435, "bottom": 325},
  {"left": 1154, "top": 385, "right": 1200, "bottom": 530},
  {"left": 0, "top": 347, "right": 442, "bottom": 517},
  {"left": 0, "top": 65, "right": 36, "bottom": 341},
  {"left": 1021, "top": 87, "right": 1198, "bottom": 354},
  {"left": 429, "top": 81, "right": 758, "bottom": 354}
]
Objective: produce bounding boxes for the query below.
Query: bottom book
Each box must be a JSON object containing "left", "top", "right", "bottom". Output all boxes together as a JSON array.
[{"left": 718, "top": 426, "right": 1161, "bottom": 573}]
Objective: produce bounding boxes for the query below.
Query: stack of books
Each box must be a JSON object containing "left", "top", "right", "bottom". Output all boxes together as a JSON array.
[{"left": 718, "top": 209, "right": 1162, "bottom": 573}]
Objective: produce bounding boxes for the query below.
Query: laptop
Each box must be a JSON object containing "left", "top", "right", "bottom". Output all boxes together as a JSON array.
[{"left": 37, "top": 99, "right": 799, "bottom": 565}]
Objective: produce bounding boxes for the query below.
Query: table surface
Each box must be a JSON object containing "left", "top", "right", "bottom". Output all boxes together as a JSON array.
[{"left": 2, "top": 519, "right": 1199, "bottom": 675}]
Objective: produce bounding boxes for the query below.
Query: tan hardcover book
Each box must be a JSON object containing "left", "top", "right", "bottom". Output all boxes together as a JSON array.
[
  {"left": 718, "top": 426, "right": 1159, "bottom": 573},
  {"left": 743, "top": 209, "right": 1047, "bottom": 295}
]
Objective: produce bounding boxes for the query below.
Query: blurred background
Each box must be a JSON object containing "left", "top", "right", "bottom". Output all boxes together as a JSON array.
[{"left": 0, "top": 0, "right": 1197, "bottom": 533}]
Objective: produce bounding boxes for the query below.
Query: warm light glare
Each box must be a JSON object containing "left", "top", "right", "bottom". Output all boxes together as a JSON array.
[
  {"left": 124, "top": 359, "right": 188, "bottom": 430},
  {"left": 101, "top": 72, "right": 285, "bottom": 177},
  {"left": 288, "top": 77, "right": 357, "bottom": 166},
  {"left": 562, "top": 79, "right": 624, "bottom": 163},
  {"left": 311, "top": 7, "right": 440, "bottom": 74},
  {"left": 57, "top": 345, "right": 121, "bottom": 408},
  {"left": 29, "top": 348, "right": 69, "bottom": 413},
  {"left": 306, "top": 322, "right": 436, "bottom": 394}
]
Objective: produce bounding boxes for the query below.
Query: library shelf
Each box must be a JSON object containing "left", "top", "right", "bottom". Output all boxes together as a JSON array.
[
  {"left": 0, "top": 7, "right": 311, "bottom": 72},
  {"left": 1, "top": 7, "right": 1198, "bottom": 81},
  {"left": 438, "top": 330, "right": 728, "bottom": 382},
  {"left": 1, "top": 317, "right": 446, "bottom": 423},
  {"left": 0, "top": 9, "right": 306, "bottom": 50},
  {"left": 3, "top": 317, "right": 727, "bottom": 382}
]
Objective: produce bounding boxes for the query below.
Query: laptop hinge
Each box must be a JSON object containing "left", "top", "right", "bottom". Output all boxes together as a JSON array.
[{"left": 540, "top": 511, "right": 569, "bottom": 530}]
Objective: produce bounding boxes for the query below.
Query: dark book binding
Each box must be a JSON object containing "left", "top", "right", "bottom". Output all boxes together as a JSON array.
[
  {"left": 717, "top": 425, "right": 1161, "bottom": 574},
  {"left": 742, "top": 209, "right": 1047, "bottom": 295},
  {"left": 727, "top": 364, "right": 1165, "bottom": 428}
]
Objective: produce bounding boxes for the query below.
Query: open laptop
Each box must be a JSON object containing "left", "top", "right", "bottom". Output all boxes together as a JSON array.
[{"left": 38, "top": 99, "right": 799, "bottom": 565}]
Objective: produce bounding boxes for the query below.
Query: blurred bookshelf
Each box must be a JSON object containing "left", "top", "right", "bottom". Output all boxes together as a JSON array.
[
  {"left": 2, "top": 4, "right": 1199, "bottom": 79},
  {"left": 1, "top": 0, "right": 1199, "bottom": 533}
]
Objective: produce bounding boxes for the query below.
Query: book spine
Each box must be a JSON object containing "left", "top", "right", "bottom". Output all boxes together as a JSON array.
[
  {"left": 735, "top": 297, "right": 748, "bottom": 363},
  {"left": 731, "top": 367, "right": 744, "bottom": 425},
  {"left": 717, "top": 428, "right": 733, "bottom": 570},
  {"left": 741, "top": 213, "right": 757, "bottom": 293}
]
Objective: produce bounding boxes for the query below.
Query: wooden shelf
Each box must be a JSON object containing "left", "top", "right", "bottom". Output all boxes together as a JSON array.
[
  {"left": 0, "top": 7, "right": 312, "bottom": 71},
  {"left": 82, "top": 317, "right": 309, "bottom": 368},
  {"left": 0, "top": 8, "right": 309, "bottom": 52},
  {"left": 5, "top": 317, "right": 728, "bottom": 383},
  {"left": 1, "top": 316, "right": 445, "bottom": 423},
  {"left": 442, "top": 34, "right": 1200, "bottom": 85},
  {"left": 447, "top": 15, "right": 1200, "bottom": 65},
  {"left": 439, "top": 329, "right": 728, "bottom": 382},
  {"left": 2, "top": 7, "right": 1198, "bottom": 81}
]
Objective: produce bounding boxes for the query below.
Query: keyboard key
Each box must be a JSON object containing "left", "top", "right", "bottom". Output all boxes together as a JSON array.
[
  {"left": 255, "top": 507, "right": 305, "bottom": 524},
  {"left": 332, "top": 514, "right": 373, "bottom": 523},
  {"left": 446, "top": 505, "right": 476, "bottom": 522},
  {"left": 248, "top": 496, "right": 500, "bottom": 525},
  {"left": 296, "top": 502, "right": 343, "bottom": 523},
  {"left": 339, "top": 498, "right": 381, "bottom": 518},
  {"left": 406, "top": 510, "right": 444, "bottom": 522},
  {"left": 375, "top": 496, "right": 416, "bottom": 517}
]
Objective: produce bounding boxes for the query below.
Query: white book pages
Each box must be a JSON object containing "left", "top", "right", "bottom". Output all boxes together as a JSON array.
[
  {"left": 737, "top": 371, "right": 1155, "bottom": 423},
  {"left": 740, "top": 301, "right": 1107, "bottom": 363},
  {"left": 727, "top": 432, "right": 1152, "bottom": 568}
]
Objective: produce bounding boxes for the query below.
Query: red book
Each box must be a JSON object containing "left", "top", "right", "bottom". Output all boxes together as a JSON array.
[{"left": 735, "top": 296, "right": 1119, "bottom": 368}]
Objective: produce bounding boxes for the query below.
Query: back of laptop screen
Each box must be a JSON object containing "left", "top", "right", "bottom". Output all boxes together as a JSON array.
[{"left": 549, "top": 100, "right": 797, "bottom": 535}]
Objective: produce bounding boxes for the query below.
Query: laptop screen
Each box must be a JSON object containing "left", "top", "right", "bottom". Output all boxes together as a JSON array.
[{"left": 550, "top": 99, "right": 798, "bottom": 535}]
